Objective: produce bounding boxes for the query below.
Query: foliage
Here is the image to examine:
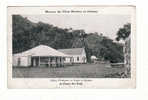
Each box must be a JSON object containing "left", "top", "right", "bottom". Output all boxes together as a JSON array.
[
  {"left": 116, "top": 23, "right": 131, "bottom": 41},
  {"left": 13, "top": 15, "right": 124, "bottom": 63}
]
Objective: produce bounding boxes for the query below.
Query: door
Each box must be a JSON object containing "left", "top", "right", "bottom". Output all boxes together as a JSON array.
[{"left": 31, "top": 57, "right": 39, "bottom": 67}]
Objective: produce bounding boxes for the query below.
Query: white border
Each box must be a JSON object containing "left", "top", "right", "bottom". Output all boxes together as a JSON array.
[{"left": 7, "top": 6, "right": 136, "bottom": 89}]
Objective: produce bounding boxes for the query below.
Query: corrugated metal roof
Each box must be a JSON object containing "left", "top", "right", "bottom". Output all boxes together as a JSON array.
[
  {"left": 14, "top": 45, "right": 70, "bottom": 57},
  {"left": 58, "top": 48, "right": 84, "bottom": 55}
]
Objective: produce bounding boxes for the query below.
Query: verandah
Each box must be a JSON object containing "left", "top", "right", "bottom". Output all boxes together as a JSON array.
[{"left": 31, "top": 56, "right": 72, "bottom": 67}]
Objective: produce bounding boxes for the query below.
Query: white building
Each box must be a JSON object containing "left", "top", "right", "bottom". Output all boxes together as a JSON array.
[
  {"left": 91, "top": 55, "right": 98, "bottom": 63},
  {"left": 58, "top": 48, "right": 87, "bottom": 64},
  {"left": 13, "top": 45, "right": 70, "bottom": 67}
]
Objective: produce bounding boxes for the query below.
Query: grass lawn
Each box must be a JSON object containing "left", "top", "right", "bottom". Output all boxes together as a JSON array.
[{"left": 13, "top": 63, "right": 127, "bottom": 78}]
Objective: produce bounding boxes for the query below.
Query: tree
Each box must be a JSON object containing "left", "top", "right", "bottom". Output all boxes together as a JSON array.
[
  {"left": 116, "top": 23, "right": 131, "bottom": 41},
  {"left": 100, "top": 36, "right": 124, "bottom": 63},
  {"left": 79, "top": 30, "right": 91, "bottom": 63},
  {"left": 13, "top": 15, "right": 124, "bottom": 63},
  {"left": 116, "top": 23, "right": 131, "bottom": 78}
]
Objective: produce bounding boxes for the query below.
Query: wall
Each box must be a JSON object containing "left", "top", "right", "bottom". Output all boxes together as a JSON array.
[{"left": 13, "top": 56, "right": 29, "bottom": 67}]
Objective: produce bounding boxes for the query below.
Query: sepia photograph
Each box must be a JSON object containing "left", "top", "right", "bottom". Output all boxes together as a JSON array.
[{"left": 8, "top": 6, "right": 136, "bottom": 88}]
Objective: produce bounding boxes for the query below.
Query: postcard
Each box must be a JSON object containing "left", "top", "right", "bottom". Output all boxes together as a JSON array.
[{"left": 7, "top": 6, "right": 136, "bottom": 88}]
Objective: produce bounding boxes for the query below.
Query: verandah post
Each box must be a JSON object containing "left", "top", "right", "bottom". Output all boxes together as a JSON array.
[{"left": 39, "top": 56, "right": 40, "bottom": 66}]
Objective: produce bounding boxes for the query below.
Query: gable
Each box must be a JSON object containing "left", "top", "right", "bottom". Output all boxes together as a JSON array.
[{"left": 81, "top": 49, "right": 86, "bottom": 56}]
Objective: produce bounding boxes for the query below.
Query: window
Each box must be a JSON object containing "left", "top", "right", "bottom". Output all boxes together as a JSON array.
[{"left": 77, "top": 57, "right": 79, "bottom": 61}]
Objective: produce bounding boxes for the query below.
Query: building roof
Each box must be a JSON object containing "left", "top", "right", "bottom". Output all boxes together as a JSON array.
[
  {"left": 58, "top": 48, "right": 84, "bottom": 55},
  {"left": 91, "top": 55, "right": 97, "bottom": 59},
  {"left": 14, "top": 45, "right": 70, "bottom": 57}
]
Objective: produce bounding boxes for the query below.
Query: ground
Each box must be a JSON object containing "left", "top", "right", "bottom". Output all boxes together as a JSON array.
[{"left": 13, "top": 63, "right": 128, "bottom": 78}]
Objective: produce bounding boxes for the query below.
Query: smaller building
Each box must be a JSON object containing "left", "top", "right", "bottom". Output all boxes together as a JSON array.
[
  {"left": 91, "top": 55, "right": 98, "bottom": 63},
  {"left": 58, "top": 48, "right": 87, "bottom": 64}
]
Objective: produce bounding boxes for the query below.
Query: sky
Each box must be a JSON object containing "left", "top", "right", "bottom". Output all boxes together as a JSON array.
[{"left": 22, "top": 14, "right": 130, "bottom": 40}]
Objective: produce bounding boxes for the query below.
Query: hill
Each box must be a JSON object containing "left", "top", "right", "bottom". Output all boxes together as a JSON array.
[{"left": 12, "top": 15, "right": 124, "bottom": 63}]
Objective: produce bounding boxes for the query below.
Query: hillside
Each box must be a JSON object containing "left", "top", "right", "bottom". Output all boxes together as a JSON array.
[{"left": 12, "top": 15, "right": 124, "bottom": 63}]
